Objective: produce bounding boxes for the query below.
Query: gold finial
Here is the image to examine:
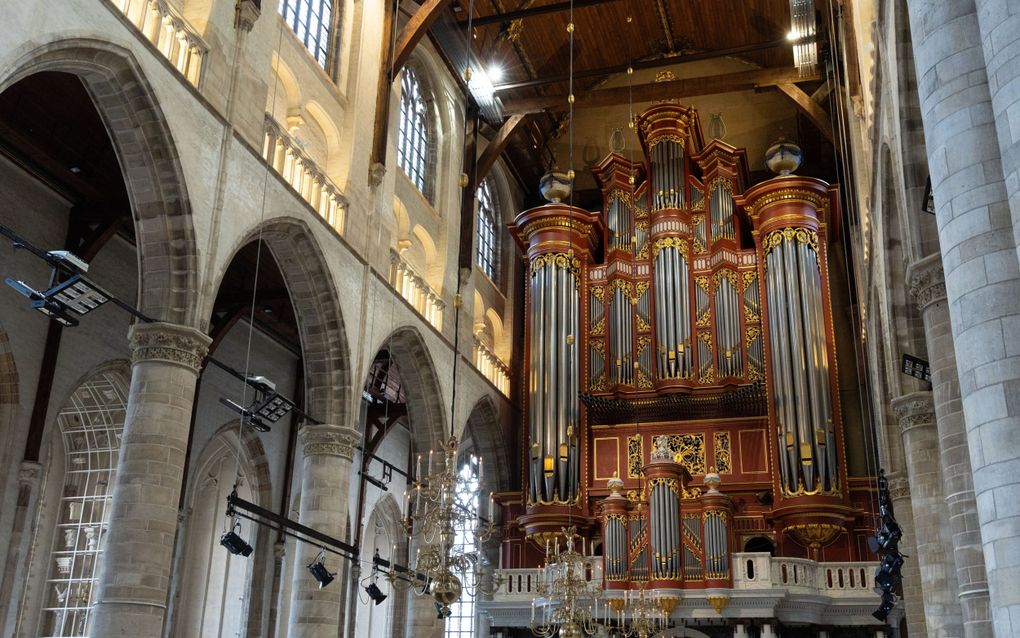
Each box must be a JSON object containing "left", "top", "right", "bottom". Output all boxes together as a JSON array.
[
  {"left": 566, "top": 169, "right": 575, "bottom": 180},
  {"left": 566, "top": 22, "right": 574, "bottom": 33}
]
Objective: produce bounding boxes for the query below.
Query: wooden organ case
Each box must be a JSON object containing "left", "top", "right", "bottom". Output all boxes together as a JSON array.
[{"left": 505, "top": 102, "right": 874, "bottom": 599}]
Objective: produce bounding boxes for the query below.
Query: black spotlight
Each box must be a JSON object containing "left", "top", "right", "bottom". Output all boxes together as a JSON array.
[
  {"left": 873, "top": 590, "right": 896, "bottom": 622},
  {"left": 307, "top": 550, "right": 335, "bottom": 589},
  {"left": 365, "top": 582, "right": 387, "bottom": 605},
  {"left": 220, "top": 522, "right": 254, "bottom": 557}
]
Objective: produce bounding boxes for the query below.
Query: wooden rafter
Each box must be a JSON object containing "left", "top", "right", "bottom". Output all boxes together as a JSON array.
[
  {"left": 502, "top": 66, "right": 821, "bottom": 115},
  {"left": 457, "top": 0, "right": 625, "bottom": 27},
  {"left": 775, "top": 82, "right": 834, "bottom": 143},
  {"left": 392, "top": 0, "right": 454, "bottom": 76},
  {"left": 474, "top": 114, "right": 528, "bottom": 189}
]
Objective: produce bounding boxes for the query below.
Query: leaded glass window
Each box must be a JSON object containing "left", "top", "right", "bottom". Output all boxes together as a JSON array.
[
  {"left": 280, "top": 0, "right": 334, "bottom": 68},
  {"left": 444, "top": 457, "right": 479, "bottom": 638},
  {"left": 39, "top": 372, "right": 127, "bottom": 637},
  {"left": 476, "top": 179, "right": 499, "bottom": 282},
  {"left": 397, "top": 68, "right": 431, "bottom": 197}
]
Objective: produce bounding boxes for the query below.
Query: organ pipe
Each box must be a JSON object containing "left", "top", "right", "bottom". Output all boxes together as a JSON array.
[
  {"left": 738, "top": 177, "right": 844, "bottom": 500},
  {"left": 510, "top": 205, "right": 603, "bottom": 522}
]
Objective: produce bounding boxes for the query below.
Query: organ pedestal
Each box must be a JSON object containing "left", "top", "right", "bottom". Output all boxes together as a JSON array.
[{"left": 504, "top": 101, "right": 869, "bottom": 595}]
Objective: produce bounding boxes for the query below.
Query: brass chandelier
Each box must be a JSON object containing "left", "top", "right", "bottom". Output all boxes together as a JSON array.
[
  {"left": 388, "top": 436, "right": 501, "bottom": 617},
  {"left": 529, "top": 526, "right": 603, "bottom": 638}
]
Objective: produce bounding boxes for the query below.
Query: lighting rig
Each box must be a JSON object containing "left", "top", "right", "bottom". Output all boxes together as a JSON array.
[
  {"left": 870, "top": 469, "right": 905, "bottom": 622},
  {"left": 0, "top": 223, "right": 439, "bottom": 595}
]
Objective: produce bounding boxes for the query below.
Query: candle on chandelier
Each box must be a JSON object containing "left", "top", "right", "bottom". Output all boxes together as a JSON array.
[
  {"left": 531, "top": 598, "right": 535, "bottom": 623},
  {"left": 416, "top": 454, "right": 422, "bottom": 479}
]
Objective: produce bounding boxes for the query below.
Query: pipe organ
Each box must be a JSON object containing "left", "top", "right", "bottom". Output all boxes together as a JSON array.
[{"left": 505, "top": 101, "right": 875, "bottom": 605}]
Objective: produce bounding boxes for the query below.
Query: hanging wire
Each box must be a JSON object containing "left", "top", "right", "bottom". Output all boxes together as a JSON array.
[
  {"left": 448, "top": 0, "right": 477, "bottom": 441},
  {"left": 822, "top": 1, "right": 882, "bottom": 525},
  {"left": 226, "top": 4, "right": 289, "bottom": 526}
]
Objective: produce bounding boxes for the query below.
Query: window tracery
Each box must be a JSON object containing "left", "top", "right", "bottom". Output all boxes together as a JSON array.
[
  {"left": 476, "top": 179, "right": 499, "bottom": 282},
  {"left": 280, "top": 0, "right": 335, "bottom": 68},
  {"left": 398, "top": 67, "right": 432, "bottom": 198}
]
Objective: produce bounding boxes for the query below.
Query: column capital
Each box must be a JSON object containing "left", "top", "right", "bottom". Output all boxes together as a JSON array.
[
  {"left": 891, "top": 391, "right": 936, "bottom": 434},
  {"left": 907, "top": 253, "right": 947, "bottom": 313},
  {"left": 884, "top": 471, "right": 912, "bottom": 502},
  {"left": 128, "top": 322, "right": 211, "bottom": 373},
  {"left": 299, "top": 423, "right": 360, "bottom": 461}
]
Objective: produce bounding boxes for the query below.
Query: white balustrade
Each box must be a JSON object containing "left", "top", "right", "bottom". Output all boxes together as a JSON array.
[
  {"left": 390, "top": 251, "right": 445, "bottom": 331},
  {"left": 111, "top": 0, "right": 207, "bottom": 86},
  {"left": 263, "top": 116, "right": 348, "bottom": 235},
  {"left": 493, "top": 554, "right": 879, "bottom": 601},
  {"left": 473, "top": 337, "right": 510, "bottom": 396}
]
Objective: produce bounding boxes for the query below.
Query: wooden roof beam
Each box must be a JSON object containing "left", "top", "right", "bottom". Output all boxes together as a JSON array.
[
  {"left": 474, "top": 114, "right": 528, "bottom": 189},
  {"left": 392, "top": 0, "right": 454, "bottom": 76},
  {"left": 775, "top": 82, "right": 834, "bottom": 143},
  {"left": 501, "top": 66, "right": 821, "bottom": 115},
  {"left": 457, "top": 0, "right": 625, "bottom": 28}
]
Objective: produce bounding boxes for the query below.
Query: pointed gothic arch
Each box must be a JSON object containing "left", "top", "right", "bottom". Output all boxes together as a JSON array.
[{"left": 0, "top": 38, "right": 200, "bottom": 324}]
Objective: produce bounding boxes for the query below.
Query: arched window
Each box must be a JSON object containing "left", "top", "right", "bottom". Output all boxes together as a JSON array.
[
  {"left": 397, "top": 68, "right": 432, "bottom": 198},
  {"left": 174, "top": 433, "right": 256, "bottom": 637},
  {"left": 475, "top": 179, "right": 499, "bottom": 282},
  {"left": 39, "top": 370, "right": 128, "bottom": 637},
  {"left": 280, "top": 0, "right": 335, "bottom": 68},
  {"left": 444, "top": 456, "right": 479, "bottom": 638}
]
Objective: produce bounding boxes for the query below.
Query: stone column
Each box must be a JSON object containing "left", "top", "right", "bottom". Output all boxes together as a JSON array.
[
  {"left": 906, "top": 1, "right": 1020, "bottom": 635},
  {"left": 287, "top": 423, "right": 360, "bottom": 638},
  {"left": 974, "top": 0, "right": 1020, "bottom": 255},
  {"left": 885, "top": 471, "right": 927, "bottom": 638},
  {"left": 909, "top": 255, "right": 993, "bottom": 637},
  {"left": 90, "top": 322, "right": 211, "bottom": 638},
  {"left": 891, "top": 393, "right": 963, "bottom": 637}
]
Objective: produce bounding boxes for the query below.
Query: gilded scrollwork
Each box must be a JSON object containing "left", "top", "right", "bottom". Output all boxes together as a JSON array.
[
  {"left": 627, "top": 434, "right": 643, "bottom": 478},
  {"left": 531, "top": 252, "right": 582, "bottom": 276},
  {"left": 651, "top": 236, "right": 689, "bottom": 259},
  {"left": 762, "top": 227, "right": 819, "bottom": 258},
  {"left": 713, "top": 432, "right": 732, "bottom": 474}
]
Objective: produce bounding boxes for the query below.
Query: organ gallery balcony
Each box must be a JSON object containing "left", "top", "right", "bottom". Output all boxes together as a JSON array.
[{"left": 480, "top": 553, "right": 883, "bottom": 627}]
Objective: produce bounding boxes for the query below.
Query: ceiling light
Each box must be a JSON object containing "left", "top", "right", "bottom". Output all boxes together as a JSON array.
[
  {"left": 787, "top": 30, "right": 798, "bottom": 41},
  {"left": 488, "top": 64, "right": 504, "bottom": 83}
]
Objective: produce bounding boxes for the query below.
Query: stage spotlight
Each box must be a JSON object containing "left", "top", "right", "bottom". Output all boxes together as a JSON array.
[
  {"left": 873, "top": 590, "right": 896, "bottom": 622},
  {"left": 365, "top": 582, "right": 387, "bottom": 605},
  {"left": 308, "top": 550, "right": 335, "bottom": 589},
  {"left": 220, "top": 522, "right": 254, "bottom": 557}
]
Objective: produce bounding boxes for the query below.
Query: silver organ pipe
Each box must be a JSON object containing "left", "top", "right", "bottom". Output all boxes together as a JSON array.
[
  {"left": 610, "top": 284, "right": 633, "bottom": 386},
  {"left": 709, "top": 181, "right": 735, "bottom": 242},
  {"left": 527, "top": 256, "right": 581, "bottom": 503},
  {"left": 651, "top": 141, "right": 685, "bottom": 210},
  {"left": 653, "top": 243, "right": 692, "bottom": 379},
  {"left": 714, "top": 275, "right": 742, "bottom": 378},
  {"left": 764, "top": 234, "right": 836, "bottom": 494}
]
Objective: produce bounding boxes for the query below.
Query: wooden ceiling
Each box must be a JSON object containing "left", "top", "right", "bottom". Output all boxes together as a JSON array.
[
  {"left": 466, "top": 0, "right": 796, "bottom": 101},
  {"left": 431, "top": 0, "right": 834, "bottom": 203}
]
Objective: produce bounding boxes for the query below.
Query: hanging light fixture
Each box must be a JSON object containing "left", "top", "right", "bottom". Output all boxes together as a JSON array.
[
  {"left": 529, "top": 526, "right": 603, "bottom": 638},
  {"left": 389, "top": 447, "right": 501, "bottom": 617},
  {"left": 307, "top": 548, "right": 335, "bottom": 589},
  {"left": 788, "top": 0, "right": 817, "bottom": 73},
  {"left": 607, "top": 585, "right": 676, "bottom": 638}
]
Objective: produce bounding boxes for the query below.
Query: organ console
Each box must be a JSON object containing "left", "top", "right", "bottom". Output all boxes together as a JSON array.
[{"left": 504, "top": 101, "right": 873, "bottom": 602}]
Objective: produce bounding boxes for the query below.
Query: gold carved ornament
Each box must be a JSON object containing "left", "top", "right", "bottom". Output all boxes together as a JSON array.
[
  {"left": 531, "top": 252, "right": 582, "bottom": 276},
  {"left": 650, "top": 236, "right": 689, "bottom": 260},
  {"left": 627, "top": 434, "right": 643, "bottom": 478},
  {"left": 712, "top": 269, "right": 739, "bottom": 288},
  {"left": 762, "top": 227, "right": 819, "bottom": 259},
  {"left": 713, "top": 432, "right": 732, "bottom": 474}
]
